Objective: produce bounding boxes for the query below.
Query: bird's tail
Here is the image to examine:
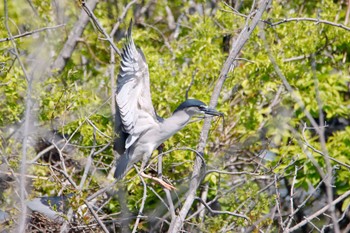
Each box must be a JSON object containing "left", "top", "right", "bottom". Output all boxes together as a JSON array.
[{"left": 114, "top": 153, "right": 130, "bottom": 180}]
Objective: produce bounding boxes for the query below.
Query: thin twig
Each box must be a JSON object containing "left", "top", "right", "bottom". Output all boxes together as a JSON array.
[
  {"left": 84, "top": 200, "right": 109, "bottom": 233},
  {"left": 0, "top": 170, "right": 48, "bottom": 180},
  {"left": 0, "top": 24, "right": 65, "bottom": 42},
  {"left": 285, "top": 166, "right": 298, "bottom": 230},
  {"left": 195, "top": 197, "right": 250, "bottom": 221},
  {"left": 274, "top": 174, "right": 285, "bottom": 231},
  {"left": 132, "top": 166, "right": 148, "bottom": 233},
  {"left": 157, "top": 146, "right": 176, "bottom": 220},
  {"left": 284, "top": 174, "right": 327, "bottom": 231},
  {"left": 139, "top": 22, "right": 174, "bottom": 56},
  {"left": 4, "top": 0, "right": 32, "bottom": 231},
  {"left": 81, "top": 0, "right": 121, "bottom": 56},
  {"left": 29, "top": 139, "right": 65, "bottom": 164},
  {"left": 79, "top": 128, "right": 96, "bottom": 190},
  {"left": 268, "top": 17, "right": 350, "bottom": 31},
  {"left": 185, "top": 68, "right": 197, "bottom": 100},
  {"left": 311, "top": 54, "right": 339, "bottom": 232},
  {"left": 110, "top": 0, "right": 137, "bottom": 37},
  {"left": 87, "top": 180, "right": 117, "bottom": 202}
]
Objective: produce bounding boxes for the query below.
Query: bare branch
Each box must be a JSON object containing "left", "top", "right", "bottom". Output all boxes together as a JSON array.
[
  {"left": 132, "top": 166, "right": 148, "bottom": 233},
  {"left": 51, "top": 0, "right": 99, "bottom": 74},
  {"left": 346, "top": 0, "right": 350, "bottom": 25},
  {"left": 286, "top": 189, "right": 350, "bottom": 232},
  {"left": 269, "top": 17, "right": 350, "bottom": 31},
  {"left": 168, "top": 1, "right": 272, "bottom": 231},
  {"left": 4, "top": 0, "right": 33, "bottom": 231},
  {"left": 81, "top": 0, "right": 121, "bottom": 56},
  {"left": 284, "top": 166, "right": 298, "bottom": 230},
  {"left": 157, "top": 147, "right": 176, "bottom": 220},
  {"left": 195, "top": 197, "right": 250, "bottom": 221},
  {"left": 301, "top": 129, "right": 350, "bottom": 170},
  {"left": 185, "top": 68, "right": 197, "bottom": 100},
  {"left": 87, "top": 181, "right": 117, "bottom": 202},
  {"left": 79, "top": 128, "right": 96, "bottom": 190},
  {"left": 84, "top": 200, "right": 109, "bottom": 233},
  {"left": 274, "top": 174, "right": 285, "bottom": 231},
  {"left": 0, "top": 24, "right": 65, "bottom": 42},
  {"left": 261, "top": 20, "right": 340, "bottom": 233},
  {"left": 139, "top": 22, "right": 174, "bottom": 56},
  {"left": 284, "top": 174, "right": 327, "bottom": 231}
]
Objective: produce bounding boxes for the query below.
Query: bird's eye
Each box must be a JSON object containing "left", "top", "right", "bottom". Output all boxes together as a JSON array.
[{"left": 199, "top": 105, "right": 208, "bottom": 111}]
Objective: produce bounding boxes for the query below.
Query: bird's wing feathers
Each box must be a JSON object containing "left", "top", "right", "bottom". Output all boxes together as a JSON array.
[{"left": 116, "top": 23, "right": 158, "bottom": 149}]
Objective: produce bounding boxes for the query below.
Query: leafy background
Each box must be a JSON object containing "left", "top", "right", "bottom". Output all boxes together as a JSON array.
[{"left": 0, "top": 0, "right": 350, "bottom": 232}]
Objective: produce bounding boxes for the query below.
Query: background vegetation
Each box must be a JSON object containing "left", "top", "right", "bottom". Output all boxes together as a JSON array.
[{"left": 0, "top": 0, "right": 350, "bottom": 232}]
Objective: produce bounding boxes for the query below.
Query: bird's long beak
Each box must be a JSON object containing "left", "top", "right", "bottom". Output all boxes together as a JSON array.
[{"left": 202, "top": 107, "right": 223, "bottom": 117}]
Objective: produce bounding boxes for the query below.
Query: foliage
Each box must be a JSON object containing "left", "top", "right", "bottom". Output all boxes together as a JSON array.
[{"left": 1, "top": 0, "right": 350, "bottom": 232}]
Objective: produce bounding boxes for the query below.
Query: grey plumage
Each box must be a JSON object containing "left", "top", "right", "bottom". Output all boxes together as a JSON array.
[{"left": 114, "top": 21, "right": 221, "bottom": 184}]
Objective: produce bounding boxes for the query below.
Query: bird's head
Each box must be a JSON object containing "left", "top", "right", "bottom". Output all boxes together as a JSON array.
[{"left": 173, "top": 99, "right": 222, "bottom": 117}]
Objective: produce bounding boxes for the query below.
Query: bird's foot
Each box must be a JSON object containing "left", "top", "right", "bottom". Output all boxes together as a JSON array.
[{"left": 140, "top": 172, "right": 176, "bottom": 190}]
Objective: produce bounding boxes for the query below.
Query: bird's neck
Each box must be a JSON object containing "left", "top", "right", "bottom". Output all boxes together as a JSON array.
[{"left": 159, "top": 110, "right": 192, "bottom": 140}]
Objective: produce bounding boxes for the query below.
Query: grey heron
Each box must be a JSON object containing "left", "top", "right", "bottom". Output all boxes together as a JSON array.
[{"left": 114, "top": 21, "right": 221, "bottom": 190}]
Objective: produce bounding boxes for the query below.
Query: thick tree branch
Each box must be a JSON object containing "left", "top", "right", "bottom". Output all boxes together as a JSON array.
[
  {"left": 51, "top": 0, "right": 99, "bottom": 74},
  {"left": 167, "top": 1, "right": 272, "bottom": 232}
]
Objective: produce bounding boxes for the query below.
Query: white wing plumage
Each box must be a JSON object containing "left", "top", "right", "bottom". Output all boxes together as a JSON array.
[{"left": 116, "top": 24, "right": 158, "bottom": 149}]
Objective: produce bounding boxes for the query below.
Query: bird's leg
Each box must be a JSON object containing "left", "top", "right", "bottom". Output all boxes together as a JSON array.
[
  {"left": 140, "top": 172, "right": 176, "bottom": 190},
  {"left": 157, "top": 143, "right": 165, "bottom": 178}
]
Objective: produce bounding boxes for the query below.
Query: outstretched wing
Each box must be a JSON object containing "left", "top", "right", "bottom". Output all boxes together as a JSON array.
[{"left": 116, "top": 21, "right": 158, "bottom": 149}]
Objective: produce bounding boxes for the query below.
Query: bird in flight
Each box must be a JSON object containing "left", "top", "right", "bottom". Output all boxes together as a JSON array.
[{"left": 114, "top": 21, "right": 221, "bottom": 190}]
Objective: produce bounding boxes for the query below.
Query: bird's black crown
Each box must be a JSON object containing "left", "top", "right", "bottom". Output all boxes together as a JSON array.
[{"left": 174, "top": 99, "right": 207, "bottom": 113}]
